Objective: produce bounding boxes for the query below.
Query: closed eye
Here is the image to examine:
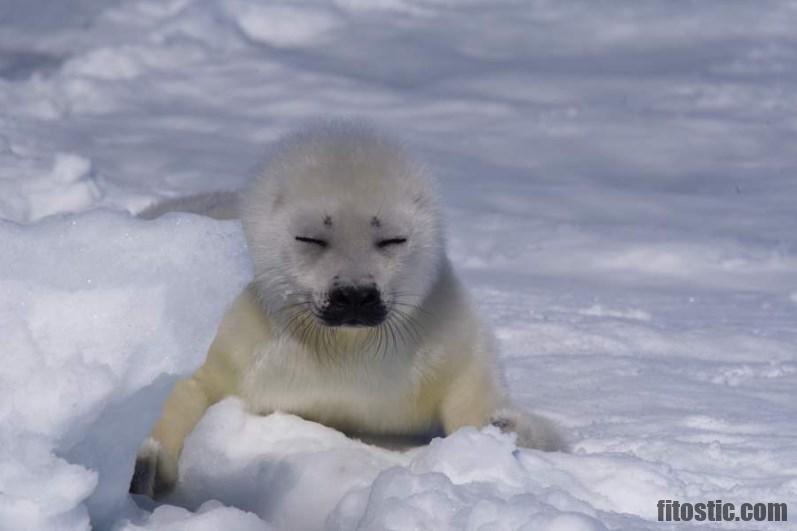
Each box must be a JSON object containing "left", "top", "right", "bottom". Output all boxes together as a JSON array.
[
  {"left": 295, "top": 236, "right": 328, "bottom": 248},
  {"left": 376, "top": 237, "right": 407, "bottom": 248}
]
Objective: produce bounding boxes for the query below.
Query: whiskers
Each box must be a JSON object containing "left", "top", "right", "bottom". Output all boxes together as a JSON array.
[{"left": 271, "top": 291, "right": 432, "bottom": 362}]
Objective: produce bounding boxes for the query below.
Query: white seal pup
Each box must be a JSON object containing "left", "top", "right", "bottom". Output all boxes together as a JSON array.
[{"left": 130, "top": 122, "right": 564, "bottom": 498}]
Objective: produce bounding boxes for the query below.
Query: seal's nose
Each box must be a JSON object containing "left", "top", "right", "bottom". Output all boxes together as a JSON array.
[
  {"left": 328, "top": 285, "right": 381, "bottom": 309},
  {"left": 323, "top": 284, "right": 386, "bottom": 326}
]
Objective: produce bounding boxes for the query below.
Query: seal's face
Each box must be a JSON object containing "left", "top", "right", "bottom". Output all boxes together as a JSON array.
[
  {"left": 287, "top": 205, "right": 426, "bottom": 328},
  {"left": 242, "top": 124, "right": 444, "bottom": 339}
]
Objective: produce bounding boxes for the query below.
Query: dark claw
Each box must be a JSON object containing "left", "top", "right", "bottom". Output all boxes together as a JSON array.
[
  {"left": 490, "top": 417, "right": 516, "bottom": 432},
  {"left": 130, "top": 454, "right": 156, "bottom": 497},
  {"left": 129, "top": 450, "right": 176, "bottom": 498}
]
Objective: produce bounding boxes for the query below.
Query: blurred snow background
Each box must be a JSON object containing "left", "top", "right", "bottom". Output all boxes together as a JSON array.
[{"left": 0, "top": 1, "right": 795, "bottom": 530}]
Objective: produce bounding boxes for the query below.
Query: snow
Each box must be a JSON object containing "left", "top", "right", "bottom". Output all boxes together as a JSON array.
[
  {"left": 171, "top": 399, "right": 610, "bottom": 531},
  {"left": 0, "top": 152, "right": 102, "bottom": 223},
  {"left": 1, "top": 1, "right": 796, "bottom": 530},
  {"left": 120, "top": 501, "right": 268, "bottom": 531},
  {"left": 0, "top": 212, "right": 250, "bottom": 530}
]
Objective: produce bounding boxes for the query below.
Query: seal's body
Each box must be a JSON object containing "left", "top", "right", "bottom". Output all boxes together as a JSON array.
[{"left": 131, "top": 122, "right": 564, "bottom": 498}]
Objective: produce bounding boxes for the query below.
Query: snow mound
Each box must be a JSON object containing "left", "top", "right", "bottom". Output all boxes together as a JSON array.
[
  {"left": 170, "top": 399, "right": 610, "bottom": 531},
  {"left": 0, "top": 153, "right": 102, "bottom": 223},
  {"left": 120, "top": 501, "right": 269, "bottom": 531},
  {"left": 0, "top": 211, "right": 250, "bottom": 530}
]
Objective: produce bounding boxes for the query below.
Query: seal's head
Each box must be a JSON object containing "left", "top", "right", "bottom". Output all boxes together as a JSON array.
[{"left": 242, "top": 121, "right": 444, "bottom": 336}]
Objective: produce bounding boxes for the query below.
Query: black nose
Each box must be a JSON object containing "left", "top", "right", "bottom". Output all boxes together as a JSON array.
[
  {"left": 328, "top": 285, "right": 381, "bottom": 309},
  {"left": 322, "top": 284, "right": 386, "bottom": 327}
]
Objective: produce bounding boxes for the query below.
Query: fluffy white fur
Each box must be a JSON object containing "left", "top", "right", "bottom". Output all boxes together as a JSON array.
[{"left": 131, "top": 122, "right": 564, "bottom": 498}]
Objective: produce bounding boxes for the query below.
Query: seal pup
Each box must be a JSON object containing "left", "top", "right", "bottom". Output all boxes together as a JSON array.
[{"left": 131, "top": 121, "right": 564, "bottom": 498}]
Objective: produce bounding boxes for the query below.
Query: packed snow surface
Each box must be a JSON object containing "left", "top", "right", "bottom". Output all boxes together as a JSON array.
[{"left": 1, "top": 1, "right": 796, "bottom": 530}]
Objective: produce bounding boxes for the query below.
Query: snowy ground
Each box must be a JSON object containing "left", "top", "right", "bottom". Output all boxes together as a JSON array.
[{"left": 1, "top": 1, "right": 796, "bottom": 530}]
